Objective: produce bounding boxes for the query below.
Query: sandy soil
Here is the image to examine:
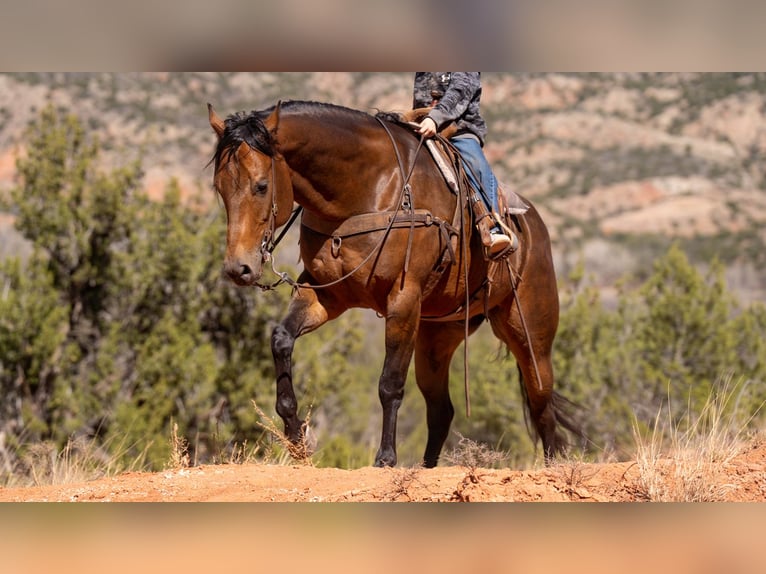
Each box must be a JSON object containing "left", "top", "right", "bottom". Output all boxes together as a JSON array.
[{"left": 1, "top": 440, "right": 764, "bottom": 502}]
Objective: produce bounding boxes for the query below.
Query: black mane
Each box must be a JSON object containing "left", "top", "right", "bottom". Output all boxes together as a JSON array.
[
  {"left": 211, "top": 100, "right": 379, "bottom": 170},
  {"left": 211, "top": 109, "right": 274, "bottom": 170}
]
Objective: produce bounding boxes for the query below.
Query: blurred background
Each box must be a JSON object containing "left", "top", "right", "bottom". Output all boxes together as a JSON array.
[{"left": 2, "top": 0, "right": 766, "bottom": 70}]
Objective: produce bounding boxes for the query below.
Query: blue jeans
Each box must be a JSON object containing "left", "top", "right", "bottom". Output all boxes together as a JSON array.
[{"left": 451, "top": 136, "right": 500, "bottom": 230}]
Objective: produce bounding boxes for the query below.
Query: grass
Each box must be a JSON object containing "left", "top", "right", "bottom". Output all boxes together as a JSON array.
[
  {"left": 444, "top": 432, "right": 508, "bottom": 473},
  {"left": 1, "top": 412, "right": 284, "bottom": 488},
  {"left": 0, "top": 432, "right": 152, "bottom": 488},
  {"left": 632, "top": 375, "right": 764, "bottom": 502},
  {"left": 166, "top": 420, "right": 190, "bottom": 470},
  {"left": 553, "top": 453, "right": 600, "bottom": 500},
  {"left": 251, "top": 401, "right": 315, "bottom": 466},
  {"left": 381, "top": 466, "right": 423, "bottom": 502},
  {"left": 444, "top": 432, "right": 509, "bottom": 501},
  {"left": 0, "top": 401, "right": 316, "bottom": 488}
]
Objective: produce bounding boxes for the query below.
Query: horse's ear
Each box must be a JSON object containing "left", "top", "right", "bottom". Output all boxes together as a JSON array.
[
  {"left": 208, "top": 103, "right": 225, "bottom": 138},
  {"left": 264, "top": 100, "right": 282, "bottom": 134}
]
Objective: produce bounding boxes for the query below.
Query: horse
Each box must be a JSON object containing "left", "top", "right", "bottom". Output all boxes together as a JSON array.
[{"left": 208, "top": 99, "right": 581, "bottom": 468}]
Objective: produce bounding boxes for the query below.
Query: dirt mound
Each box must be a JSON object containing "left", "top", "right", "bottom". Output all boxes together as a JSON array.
[{"left": 1, "top": 440, "right": 763, "bottom": 502}]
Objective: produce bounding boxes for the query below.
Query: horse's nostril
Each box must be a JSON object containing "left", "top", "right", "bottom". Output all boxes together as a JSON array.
[{"left": 225, "top": 262, "right": 253, "bottom": 283}]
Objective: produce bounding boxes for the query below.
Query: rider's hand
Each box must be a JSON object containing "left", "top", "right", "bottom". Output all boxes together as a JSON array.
[{"left": 417, "top": 117, "right": 437, "bottom": 138}]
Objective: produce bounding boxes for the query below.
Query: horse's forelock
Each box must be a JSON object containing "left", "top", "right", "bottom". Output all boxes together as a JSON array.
[
  {"left": 230, "top": 112, "right": 274, "bottom": 155},
  {"left": 212, "top": 110, "right": 275, "bottom": 170}
]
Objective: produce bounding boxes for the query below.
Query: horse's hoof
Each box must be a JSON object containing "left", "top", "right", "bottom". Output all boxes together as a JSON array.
[{"left": 373, "top": 451, "right": 397, "bottom": 467}]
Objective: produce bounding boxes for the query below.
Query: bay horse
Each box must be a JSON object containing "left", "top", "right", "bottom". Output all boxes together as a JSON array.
[{"left": 208, "top": 100, "right": 581, "bottom": 468}]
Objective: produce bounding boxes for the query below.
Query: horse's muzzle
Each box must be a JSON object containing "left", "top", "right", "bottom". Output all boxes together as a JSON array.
[{"left": 223, "top": 259, "right": 261, "bottom": 286}]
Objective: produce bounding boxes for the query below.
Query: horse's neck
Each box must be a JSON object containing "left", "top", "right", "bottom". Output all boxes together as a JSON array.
[{"left": 279, "top": 116, "right": 396, "bottom": 219}]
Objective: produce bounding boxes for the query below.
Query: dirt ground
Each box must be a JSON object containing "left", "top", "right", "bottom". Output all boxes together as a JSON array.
[{"left": 1, "top": 439, "right": 764, "bottom": 502}]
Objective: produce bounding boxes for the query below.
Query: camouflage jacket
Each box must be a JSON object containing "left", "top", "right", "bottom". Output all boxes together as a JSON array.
[{"left": 412, "top": 72, "right": 487, "bottom": 145}]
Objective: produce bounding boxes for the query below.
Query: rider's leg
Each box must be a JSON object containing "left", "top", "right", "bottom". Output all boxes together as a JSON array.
[{"left": 451, "top": 136, "right": 512, "bottom": 255}]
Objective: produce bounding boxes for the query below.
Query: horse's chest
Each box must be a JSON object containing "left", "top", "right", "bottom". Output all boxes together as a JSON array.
[{"left": 301, "top": 229, "right": 441, "bottom": 306}]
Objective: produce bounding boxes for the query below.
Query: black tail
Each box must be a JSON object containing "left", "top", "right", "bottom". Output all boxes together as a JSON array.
[
  {"left": 550, "top": 390, "right": 588, "bottom": 455},
  {"left": 517, "top": 366, "right": 587, "bottom": 457}
]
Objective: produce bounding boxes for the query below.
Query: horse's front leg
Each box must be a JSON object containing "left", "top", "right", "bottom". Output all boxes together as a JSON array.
[
  {"left": 374, "top": 288, "right": 421, "bottom": 467},
  {"left": 271, "top": 282, "right": 331, "bottom": 446}
]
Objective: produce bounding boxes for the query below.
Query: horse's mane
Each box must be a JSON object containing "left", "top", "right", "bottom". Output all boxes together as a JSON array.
[
  {"left": 211, "top": 108, "right": 274, "bottom": 170},
  {"left": 211, "top": 100, "right": 379, "bottom": 170}
]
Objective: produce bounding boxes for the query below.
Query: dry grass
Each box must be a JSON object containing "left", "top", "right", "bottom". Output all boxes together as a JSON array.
[
  {"left": 553, "top": 454, "right": 600, "bottom": 499},
  {"left": 252, "top": 401, "right": 315, "bottom": 466},
  {"left": 166, "top": 420, "right": 190, "bottom": 470},
  {"left": 380, "top": 466, "right": 423, "bottom": 501},
  {"left": 444, "top": 433, "right": 508, "bottom": 501},
  {"left": 2, "top": 402, "right": 315, "bottom": 487},
  {"left": 1, "top": 433, "right": 151, "bottom": 488},
  {"left": 632, "top": 376, "right": 764, "bottom": 502},
  {"left": 444, "top": 432, "right": 508, "bottom": 473},
  {"left": 221, "top": 441, "right": 258, "bottom": 465}
]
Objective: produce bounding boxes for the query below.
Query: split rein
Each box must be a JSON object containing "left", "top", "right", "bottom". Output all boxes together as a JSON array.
[{"left": 252, "top": 119, "right": 428, "bottom": 293}]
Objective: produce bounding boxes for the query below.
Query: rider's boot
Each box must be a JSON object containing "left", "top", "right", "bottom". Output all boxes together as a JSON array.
[{"left": 473, "top": 197, "right": 516, "bottom": 259}]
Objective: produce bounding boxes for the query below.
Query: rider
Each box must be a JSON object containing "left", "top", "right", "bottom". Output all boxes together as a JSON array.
[{"left": 413, "top": 72, "right": 513, "bottom": 257}]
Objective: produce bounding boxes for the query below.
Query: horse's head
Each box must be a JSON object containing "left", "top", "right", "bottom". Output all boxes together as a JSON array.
[{"left": 209, "top": 104, "right": 294, "bottom": 287}]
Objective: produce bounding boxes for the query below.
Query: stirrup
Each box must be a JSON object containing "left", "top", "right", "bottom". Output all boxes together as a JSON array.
[{"left": 486, "top": 232, "right": 518, "bottom": 260}]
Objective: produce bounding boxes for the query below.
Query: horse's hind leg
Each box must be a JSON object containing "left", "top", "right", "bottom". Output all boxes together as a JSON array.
[
  {"left": 415, "top": 317, "right": 484, "bottom": 468},
  {"left": 488, "top": 297, "right": 564, "bottom": 463},
  {"left": 518, "top": 352, "right": 560, "bottom": 461},
  {"left": 270, "top": 280, "right": 333, "bottom": 445}
]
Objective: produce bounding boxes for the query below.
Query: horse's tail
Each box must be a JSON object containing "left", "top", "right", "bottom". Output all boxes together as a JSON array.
[
  {"left": 517, "top": 366, "right": 587, "bottom": 457},
  {"left": 550, "top": 391, "right": 588, "bottom": 455}
]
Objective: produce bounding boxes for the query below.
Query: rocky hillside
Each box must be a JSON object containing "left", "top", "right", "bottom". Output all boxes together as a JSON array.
[{"left": 2, "top": 72, "right": 766, "bottom": 301}]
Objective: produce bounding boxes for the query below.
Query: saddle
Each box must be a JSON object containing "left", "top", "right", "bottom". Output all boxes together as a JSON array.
[
  {"left": 399, "top": 108, "right": 529, "bottom": 211},
  {"left": 388, "top": 108, "right": 527, "bottom": 260}
]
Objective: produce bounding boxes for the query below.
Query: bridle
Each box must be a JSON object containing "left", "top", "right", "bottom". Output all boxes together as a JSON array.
[{"left": 251, "top": 155, "right": 301, "bottom": 291}]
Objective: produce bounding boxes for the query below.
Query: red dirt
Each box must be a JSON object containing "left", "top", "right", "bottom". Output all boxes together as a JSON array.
[
  {"left": 2, "top": 443, "right": 764, "bottom": 574},
  {"left": 1, "top": 440, "right": 764, "bottom": 502}
]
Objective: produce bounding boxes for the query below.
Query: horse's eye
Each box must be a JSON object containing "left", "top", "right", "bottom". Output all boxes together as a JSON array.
[{"left": 253, "top": 180, "right": 269, "bottom": 196}]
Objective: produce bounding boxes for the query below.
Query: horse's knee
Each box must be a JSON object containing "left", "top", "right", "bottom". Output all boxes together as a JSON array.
[
  {"left": 276, "top": 393, "right": 298, "bottom": 419},
  {"left": 271, "top": 324, "right": 294, "bottom": 357},
  {"left": 378, "top": 371, "right": 405, "bottom": 404}
]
